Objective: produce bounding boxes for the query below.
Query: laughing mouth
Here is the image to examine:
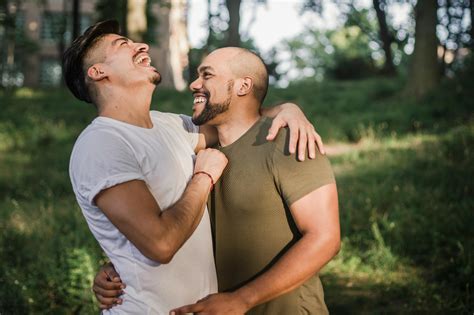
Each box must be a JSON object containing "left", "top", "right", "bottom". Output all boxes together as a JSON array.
[
  {"left": 134, "top": 53, "right": 152, "bottom": 67},
  {"left": 193, "top": 95, "right": 208, "bottom": 106}
]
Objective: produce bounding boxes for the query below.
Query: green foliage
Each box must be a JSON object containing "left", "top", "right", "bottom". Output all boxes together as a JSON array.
[
  {"left": 284, "top": 23, "right": 378, "bottom": 81},
  {"left": 0, "top": 75, "right": 473, "bottom": 313}
]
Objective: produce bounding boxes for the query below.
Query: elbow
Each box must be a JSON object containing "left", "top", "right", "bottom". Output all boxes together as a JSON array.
[
  {"left": 146, "top": 241, "right": 178, "bottom": 264},
  {"left": 332, "top": 236, "right": 341, "bottom": 257},
  {"left": 328, "top": 230, "right": 341, "bottom": 258},
  {"left": 318, "top": 232, "right": 341, "bottom": 259}
]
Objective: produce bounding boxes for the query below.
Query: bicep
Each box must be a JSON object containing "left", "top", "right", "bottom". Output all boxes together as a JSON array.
[
  {"left": 95, "top": 180, "right": 162, "bottom": 257},
  {"left": 289, "top": 183, "right": 339, "bottom": 236}
]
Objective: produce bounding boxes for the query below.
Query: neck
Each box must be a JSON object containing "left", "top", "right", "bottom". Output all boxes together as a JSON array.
[
  {"left": 97, "top": 85, "right": 155, "bottom": 128},
  {"left": 216, "top": 104, "right": 261, "bottom": 147}
]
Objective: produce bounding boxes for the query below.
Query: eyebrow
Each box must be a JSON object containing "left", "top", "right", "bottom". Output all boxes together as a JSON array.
[
  {"left": 111, "top": 37, "right": 130, "bottom": 46},
  {"left": 197, "top": 65, "right": 214, "bottom": 74}
]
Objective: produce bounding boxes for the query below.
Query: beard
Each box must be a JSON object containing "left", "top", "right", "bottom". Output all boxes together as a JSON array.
[
  {"left": 150, "top": 71, "right": 162, "bottom": 85},
  {"left": 192, "top": 80, "right": 233, "bottom": 126}
]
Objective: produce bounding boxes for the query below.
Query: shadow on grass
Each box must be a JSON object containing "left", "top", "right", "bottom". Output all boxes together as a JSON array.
[
  {"left": 324, "top": 125, "right": 473, "bottom": 313},
  {"left": 0, "top": 81, "right": 473, "bottom": 313}
]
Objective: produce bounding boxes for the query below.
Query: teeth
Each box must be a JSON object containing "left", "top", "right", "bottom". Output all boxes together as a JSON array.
[
  {"left": 134, "top": 55, "right": 151, "bottom": 66},
  {"left": 193, "top": 96, "right": 207, "bottom": 104}
]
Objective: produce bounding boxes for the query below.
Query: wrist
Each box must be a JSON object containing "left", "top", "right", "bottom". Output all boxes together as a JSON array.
[
  {"left": 193, "top": 171, "right": 214, "bottom": 190},
  {"left": 233, "top": 287, "right": 257, "bottom": 312}
]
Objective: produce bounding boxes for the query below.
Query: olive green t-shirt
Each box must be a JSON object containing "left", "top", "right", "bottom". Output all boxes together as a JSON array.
[{"left": 209, "top": 117, "right": 335, "bottom": 315}]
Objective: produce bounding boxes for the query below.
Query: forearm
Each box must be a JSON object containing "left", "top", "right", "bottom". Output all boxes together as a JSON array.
[
  {"left": 156, "top": 174, "right": 212, "bottom": 260},
  {"left": 235, "top": 234, "right": 339, "bottom": 310},
  {"left": 260, "top": 102, "right": 286, "bottom": 118}
]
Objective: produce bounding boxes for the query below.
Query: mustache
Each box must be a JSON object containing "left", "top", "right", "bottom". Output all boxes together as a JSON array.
[{"left": 193, "top": 90, "right": 210, "bottom": 98}]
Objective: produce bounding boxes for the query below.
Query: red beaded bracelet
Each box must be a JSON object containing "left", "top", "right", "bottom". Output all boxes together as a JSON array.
[{"left": 193, "top": 171, "right": 215, "bottom": 190}]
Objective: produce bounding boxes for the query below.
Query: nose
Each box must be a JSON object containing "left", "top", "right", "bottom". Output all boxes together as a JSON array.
[
  {"left": 189, "top": 77, "right": 202, "bottom": 91},
  {"left": 135, "top": 42, "right": 149, "bottom": 52}
]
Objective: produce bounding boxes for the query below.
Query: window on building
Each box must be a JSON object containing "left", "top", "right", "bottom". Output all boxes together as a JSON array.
[
  {"left": 0, "top": 11, "right": 25, "bottom": 42},
  {"left": 15, "top": 11, "right": 25, "bottom": 39},
  {"left": 39, "top": 59, "right": 62, "bottom": 86},
  {"left": 41, "top": 12, "right": 68, "bottom": 43},
  {"left": 80, "top": 15, "right": 92, "bottom": 34},
  {"left": 1, "top": 64, "right": 24, "bottom": 88},
  {"left": 41, "top": 13, "right": 92, "bottom": 43}
]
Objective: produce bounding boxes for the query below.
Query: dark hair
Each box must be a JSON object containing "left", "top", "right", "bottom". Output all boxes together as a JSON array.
[{"left": 62, "top": 20, "right": 120, "bottom": 103}]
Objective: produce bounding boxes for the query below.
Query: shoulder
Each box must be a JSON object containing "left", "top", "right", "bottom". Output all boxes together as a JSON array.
[
  {"left": 70, "top": 122, "right": 135, "bottom": 171},
  {"left": 150, "top": 111, "right": 197, "bottom": 133},
  {"left": 73, "top": 121, "right": 127, "bottom": 152}
]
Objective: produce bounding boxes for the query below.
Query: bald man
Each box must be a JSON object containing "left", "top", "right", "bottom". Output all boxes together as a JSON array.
[{"left": 170, "top": 47, "right": 340, "bottom": 314}]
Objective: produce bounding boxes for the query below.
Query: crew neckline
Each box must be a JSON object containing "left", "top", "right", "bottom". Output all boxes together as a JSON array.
[
  {"left": 95, "top": 115, "right": 156, "bottom": 130},
  {"left": 219, "top": 116, "right": 269, "bottom": 151}
]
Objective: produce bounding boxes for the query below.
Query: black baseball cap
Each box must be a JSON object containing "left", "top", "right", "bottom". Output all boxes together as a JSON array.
[{"left": 62, "top": 20, "right": 120, "bottom": 103}]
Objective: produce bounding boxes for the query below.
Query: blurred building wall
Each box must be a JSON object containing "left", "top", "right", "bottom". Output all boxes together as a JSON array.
[{"left": 6, "top": 0, "right": 185, "bottom": 89}]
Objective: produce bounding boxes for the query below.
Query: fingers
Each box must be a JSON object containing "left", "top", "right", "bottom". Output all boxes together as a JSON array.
[
  {"left": 170, "top": 302, "right": 203, "bottom": 315},
  {"left": 294, "top": 124, "right": 325, "bottom": 160},
  {"left": 94, "top": 271, "right": 125, "bottom": 291},
  {"left": 93, "top": 283, "right": 123, "bottom": 298},
  {"left": 288, "top": 121, "right": 299, "bottom": 154},
  {"left": 269, "top": 117, "right": 325, "bottom": 159},
  {"left": 95, "top": 293, "right": 122, "bottom": 309},
  {"left": 307, "top": 131, "right": 316, "bottom": 159},
  {"left": 266, "top": 117, "right": 287, "bottom": 141},
  {"left": 103, "top": 263, "right": 121, "bottom": 281},
  {"left": 314, "top": 130, "right": 325, "bottom": 155},
  {"left": 297, "top": 126, "right": 308, "bottom": 161}
]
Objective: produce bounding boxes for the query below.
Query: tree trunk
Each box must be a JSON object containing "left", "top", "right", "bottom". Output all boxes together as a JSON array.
[
  {"left": 373, "top": 0, "right": 395, "bottom": 75},
  {"left": 405, "top": 0, "right": 440, "bottom": 98},
  {"left": 58, "top": 0, "right": 68, "bottom": 85},
  {"left": 440, "top": 0, "right": 454, "bottom": 75},
  {"left": 152, "top": 0, "right": 189, "bottom": 90},
  {"left": 127, "top": 0, "right": 147, "bottom": 41},
  {"left": 168, "top": 0, "right": 188, "bottom": 90},
  {"left": 72, "top": 0, "right": 80, "bottom": 40},
  {"left": 1, "top": 0, "right": 21, "bottom": 89},
  {"left": 470, "top": 0, "right": 474, "bottom": 48},
  {"left": 121, "top": 0, "right": 128, "bottom": 37},
  {"left": 225, "top": 0, "right": 241, "bottom": 47},
  {"left": 206, "top": 0, "right": 213, "bottom": 50}
]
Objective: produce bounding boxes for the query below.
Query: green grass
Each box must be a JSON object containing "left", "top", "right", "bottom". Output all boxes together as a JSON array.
[{"left": 0, "top": 75, "right": 473, "bottom": 314}]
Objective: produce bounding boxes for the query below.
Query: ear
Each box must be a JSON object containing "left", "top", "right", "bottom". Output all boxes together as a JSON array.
[
  {"left": 236, "top": 77, "right": 253, "bottom": 96},
  {"left": 87, "top": 64, "right": 107, "bottom": 82}
]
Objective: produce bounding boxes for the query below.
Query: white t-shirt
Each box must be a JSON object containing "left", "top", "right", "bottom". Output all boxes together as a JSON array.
[{"left": 69, "top": 111, "right": 217, "bottom": 314}]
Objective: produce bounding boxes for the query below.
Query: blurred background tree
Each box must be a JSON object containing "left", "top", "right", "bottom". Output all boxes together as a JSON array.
[{"left": 0, "top": 0, "right": 472, "bottom": 93}]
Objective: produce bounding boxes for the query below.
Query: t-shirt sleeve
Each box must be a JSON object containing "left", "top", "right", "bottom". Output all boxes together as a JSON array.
[
  {"left": 179, "top": 114, "right": 200, "bottom": 150},
  {"left": 272, "top": 129, "right": 335, "bottom": 206},
  {"left": 70, "top": 130, "right": 145, "bottom": 205}
]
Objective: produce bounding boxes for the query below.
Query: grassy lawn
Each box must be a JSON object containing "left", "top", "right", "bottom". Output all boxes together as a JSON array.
[{"left": 0, "top": 75, "right": 472, "bottom": 313}]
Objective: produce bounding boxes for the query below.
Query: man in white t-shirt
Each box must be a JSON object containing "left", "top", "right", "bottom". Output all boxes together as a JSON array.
[{"left": 64, "top": 20, "right": 323, "bottom": 314}]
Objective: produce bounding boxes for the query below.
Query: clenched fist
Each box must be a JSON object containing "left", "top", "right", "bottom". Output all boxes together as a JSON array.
[{"left": 194, "top": 149, "right": 228, "bottom": 184}]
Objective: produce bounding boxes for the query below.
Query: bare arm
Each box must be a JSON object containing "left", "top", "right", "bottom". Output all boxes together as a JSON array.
[
  {"left": 234, "top": 183, "right": 340, "bottom": 308},
  {"left": 96, "top": 149, "right": 227, "bottom": 264},
  {"left": 171, "top": 183, "right": 340, "bottom": 314},
  {"left": 197, "top": 102, "right": 325, "bottom": 159}
]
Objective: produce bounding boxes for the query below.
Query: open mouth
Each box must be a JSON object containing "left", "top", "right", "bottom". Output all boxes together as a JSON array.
[
  {"left": 134, "top": 53, "right": 152, "bottom": 67},
  {"left": 193, "top": 94, "right": 208, "bottom": 107}
]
